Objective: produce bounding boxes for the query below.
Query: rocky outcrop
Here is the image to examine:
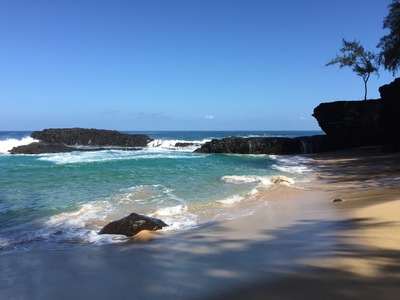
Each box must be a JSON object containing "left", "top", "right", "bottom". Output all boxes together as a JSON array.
[
  {"left": 9, "top": 142, "right": 142, "bottom": 154},
  {"left": 312, "top": 100, "right": 384, "bottom": 150},
  {"left": 31, "top": 128, "right": 152, "bottom": 147},
  {"left": 195, "top": 137, "right": 303, "bottom": 154},
  {"left": 197, "top": 78, "right": 400, "bottom": 155},
  {"left": 379, "top": 78, "right": 400, "bottom": 149},
  {"left": 312, "top": 77, "right": 400, "bottom": 151},
  {"left": 194, "top": 135, "right": 362, "bottom": 155},
  {"left": 98, "top": 213, "right": 169, "bottom": 237},
  {"left": 312, "top": 100, "right": 382, "bottom": 140},
  {"left": 9, "top": 142, "right": 76, "bottom": 154},
  {"left": 9, "top": 128, "right": 153, "bottom": 154}
]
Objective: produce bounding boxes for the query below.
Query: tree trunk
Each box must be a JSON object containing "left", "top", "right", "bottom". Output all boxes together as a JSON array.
[
  {"left": 363, "top": 73, "right": 370, "bottom": 100},
  {"left": 364, "top": 80, "right": 368, "bottom": 100}
]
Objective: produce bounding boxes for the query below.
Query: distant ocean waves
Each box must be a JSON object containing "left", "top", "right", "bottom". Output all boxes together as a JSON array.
[{"left": 0, "top": 131, "right": 316, "bottom": 251}]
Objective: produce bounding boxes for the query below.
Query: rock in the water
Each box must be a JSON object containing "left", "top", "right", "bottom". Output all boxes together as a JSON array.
[
  {"left": 175, "top": 142, "right": 195, "bottom": 147},
  {"left": 98, "top": 213, "right": 169, "bottom": 237},
  {"left": 31, "top": 128, "right": 153, "bottom": 147},
  {"left": 9, "top": 142, "right": 76, "bottom": 154},
  {"left": 195, "top": 137, "right": 303, "bottom": 154}
]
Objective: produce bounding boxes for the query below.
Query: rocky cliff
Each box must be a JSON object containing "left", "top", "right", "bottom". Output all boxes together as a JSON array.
[
  {"left": 379, "top": 77, "right": 400, "bottom": 150},
  {"left": 312, "top": 100, "right": 382, "bottom": 141},
  {"left": 197, "top": 77, "right": 400, "bottom": 155}
]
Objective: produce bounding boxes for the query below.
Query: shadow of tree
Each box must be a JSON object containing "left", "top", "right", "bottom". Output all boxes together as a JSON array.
[
  {"left": 115, "top": 216, "right": 398, "bottom": 299},
  {"left": 1, "top": 214, "right": 399, "bottom": 299},
  {"left": 311, "top": 151, "right": 400, "bottom": 189}
]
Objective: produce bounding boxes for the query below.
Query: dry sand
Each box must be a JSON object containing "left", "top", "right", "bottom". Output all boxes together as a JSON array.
[{"left": 1, "top": 147, "right": 400, "bottom": 299}]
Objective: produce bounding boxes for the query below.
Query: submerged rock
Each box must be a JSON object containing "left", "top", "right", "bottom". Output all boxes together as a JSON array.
[{"left": 98, "top": 213, "right": 169, "bottom": 237}]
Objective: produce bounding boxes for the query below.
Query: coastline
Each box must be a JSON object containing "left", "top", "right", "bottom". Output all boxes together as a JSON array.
[{"left": 1, "top": 148, "right": 400, "bottom": 299}]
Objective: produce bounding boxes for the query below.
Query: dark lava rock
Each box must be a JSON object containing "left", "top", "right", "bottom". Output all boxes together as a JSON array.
[
  {"left": 98, "top": 213, "right": 169, "bottom": 237},
  {"left": 31, "top": 128, "right": 153, "bottom": 147},
  {"left": 312, "top": 100, "right": 382, "bottom": 142},
  {"left": 194, "top": 135, "right": 354, "bottom": 155},
  {"left": 175, "top": 142, "right": 195, "bottom": 147},
  {"left": 195, "top": 137, "right": 303, "bottom": 154},
  {"left": 379, "top": 78, "right": 400, "bottom": 149},
  {"left": 9, "top": 142, "right": 76, "bottom": 154},
  {"left": 9, "top": 142, "right": 142, "bottom": 154}
]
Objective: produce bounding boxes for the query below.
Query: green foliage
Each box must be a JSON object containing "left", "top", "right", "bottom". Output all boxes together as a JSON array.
[
  {"left": 378, "top": 0, "right": 400, "bottom": 75},
  {"left": 326, "top": 39, "right": 379, "bottom": 100}
]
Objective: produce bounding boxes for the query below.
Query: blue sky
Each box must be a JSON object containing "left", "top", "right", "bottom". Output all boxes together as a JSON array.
[{"left": 0, "top": 0, "right": 395, "bottom": 131}]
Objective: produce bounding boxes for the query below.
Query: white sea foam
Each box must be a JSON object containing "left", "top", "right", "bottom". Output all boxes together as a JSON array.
[
  {"left": 151, "top": 205, "right": 197, "bottom": 230},
  {"left": 0, "top": 237, "right": 10, "bottom": 249},
  {"left": 0, "top": 136, "right": 38, "bottom": 154},
  {"left": 38, "top": 149, "right": 202, "bottom": 164},
  {"left": 222, "top": 175, "right": 295, "bottom": 186},
  {"left": 216, "top": 194, "right": 244, "bottom": 204},
  {"left": 40, "top": 201, "right": 132, "bottom": 246},
  {"left": 116, "top": 184, "right": 168, "bottom": 204},
  {"left": 147, "top": 139, "right": 209, "bottom": 152},
  {"left": 272, "top": 155, "right": 313, "bottom": 175}
]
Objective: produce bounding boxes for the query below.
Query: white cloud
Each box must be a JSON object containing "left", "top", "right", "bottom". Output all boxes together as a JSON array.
[
  {"left": 299, "top": 116, "right": 309, "bottom": 121},
  {"left": 205, "top": 115, "right": 215, "bottom": 120}
]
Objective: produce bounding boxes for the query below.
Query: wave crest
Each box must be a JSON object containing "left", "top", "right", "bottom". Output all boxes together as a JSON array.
[
  {"left": 222, "top": 175, "right": 294, "bottom": 186},
  {"left": 0, "top": 136, "right": 38, "bottom": 154}
]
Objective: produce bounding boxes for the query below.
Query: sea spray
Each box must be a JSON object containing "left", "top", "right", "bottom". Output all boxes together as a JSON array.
[{"left": 0, "top": 136, "right": 38, "bottom": 154}]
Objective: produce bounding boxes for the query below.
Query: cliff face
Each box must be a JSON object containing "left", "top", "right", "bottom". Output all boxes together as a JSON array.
[
  {"left": 198, "top": 78, "right": 400, "bottom": 155},
  {"left": 379, "top": 78, "right": 400, "bottom": 148},
  {"left": 312, "top": 100, "right": 383, "bottom": 144},
  {"left": 312, "top": 77, "right": 400, "bottom": 150}
]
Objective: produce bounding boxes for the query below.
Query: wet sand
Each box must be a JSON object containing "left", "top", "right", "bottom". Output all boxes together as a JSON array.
[{"left": 1, "top": 147, "right": 400, "bottom": 299}]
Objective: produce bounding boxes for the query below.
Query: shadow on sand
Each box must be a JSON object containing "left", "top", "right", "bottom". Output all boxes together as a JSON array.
[{"left": 2, "top": 213, "right": 398, "bottom": 299}]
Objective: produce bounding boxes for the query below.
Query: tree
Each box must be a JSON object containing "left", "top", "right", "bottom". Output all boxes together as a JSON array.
[
  {"left": 378, "top": 0, "right": 400, "bottom": 75},
  {"left": 326, "top": 39, "right": 379, "bottom": 100}
]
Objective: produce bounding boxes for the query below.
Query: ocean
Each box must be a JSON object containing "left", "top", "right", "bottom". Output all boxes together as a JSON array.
[{"left": 0, "top": 130, "right": 321, "bottom": 251}]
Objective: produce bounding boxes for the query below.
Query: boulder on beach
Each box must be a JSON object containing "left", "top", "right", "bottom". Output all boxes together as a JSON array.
[{"left": 98, "top": 213, "right": 169, "bottom": 237}]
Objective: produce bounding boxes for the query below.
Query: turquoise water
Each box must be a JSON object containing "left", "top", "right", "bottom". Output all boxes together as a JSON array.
[{"left": 0, "top": 131, "right": 320, "bottom": 251}]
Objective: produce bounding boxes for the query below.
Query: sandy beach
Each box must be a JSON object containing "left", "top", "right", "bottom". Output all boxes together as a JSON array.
[{"left": 1, "top": 147, "right": 400, "bottom": 299}]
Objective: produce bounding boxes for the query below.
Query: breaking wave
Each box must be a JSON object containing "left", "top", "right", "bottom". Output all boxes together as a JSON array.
[{"left": 0, "top": 136, "right": 38, "bottom": 154}]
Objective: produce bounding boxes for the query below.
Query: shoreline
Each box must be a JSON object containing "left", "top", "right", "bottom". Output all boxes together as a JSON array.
[{"left": 1, "top": 148, "right": 400, "bottom": 299}]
